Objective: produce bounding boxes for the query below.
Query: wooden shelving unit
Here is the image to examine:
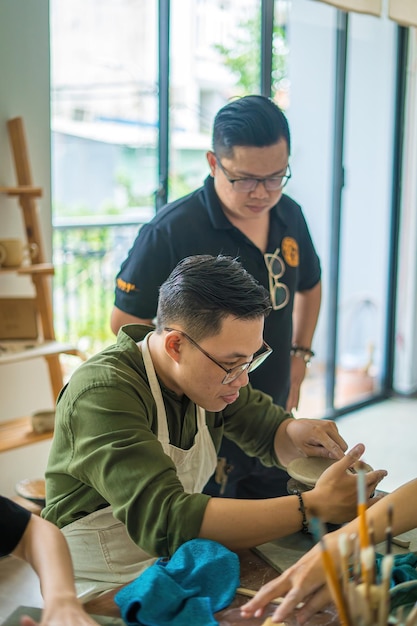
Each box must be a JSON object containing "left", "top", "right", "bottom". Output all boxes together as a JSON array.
[
  {"left": 0, "top": 417, "right": 54, "bottom": 453},
  {"left": 0, "top": 117, "right": 85, "bottom": 452}
]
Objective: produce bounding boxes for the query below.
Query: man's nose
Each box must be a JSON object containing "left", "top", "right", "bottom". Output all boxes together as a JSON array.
[
  {"left": 250, "top": 180, "right": 269, "bottom": 197},
  {"left": 229, "top": 369, "right": 250, "bottom": 388}
]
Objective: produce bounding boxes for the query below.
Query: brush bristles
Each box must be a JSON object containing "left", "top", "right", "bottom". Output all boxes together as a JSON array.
[
  {"left": 338, "top": 533, "right": 349, "bottom": 557},
  {"left": 381, "top": 554, "right": 394, "bottom": 581}
]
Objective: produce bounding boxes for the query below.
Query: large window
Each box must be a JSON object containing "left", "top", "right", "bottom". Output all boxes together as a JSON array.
[
  {"left": 50, "top": 0, "right": 402, "bottom": 416},
  {"left": 284, "top": 1, "right": 399, "bottom": 417},
  {"left": 50, "top": 1, "right": 158, "bottom": 348}
]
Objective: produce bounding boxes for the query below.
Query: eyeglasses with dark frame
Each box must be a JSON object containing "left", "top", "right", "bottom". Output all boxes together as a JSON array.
[
  {"left": 215, "top": 155, "right": 291, "bottom": 193},
  {"left": 164, "top": 327, "right": 272, "bottom": 385}
]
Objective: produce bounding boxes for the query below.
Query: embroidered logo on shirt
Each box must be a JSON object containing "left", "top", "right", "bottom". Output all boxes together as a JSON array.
[
  {"left": 116, "top": 277, "right": 139, "bottom": 293},
  {"left": 264, "top": 248, "right": 290, "bottom": 311},
  {"left": 281, "top": 237, "right": 299, "bottom": 267}
]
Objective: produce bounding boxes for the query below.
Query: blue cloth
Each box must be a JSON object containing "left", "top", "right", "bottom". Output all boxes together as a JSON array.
[
  {"left": 114, "top": 539, "right": 240, "bottom": 626},
  {"left": 376, "top": 552, "right": 417, "bottom": 587}
]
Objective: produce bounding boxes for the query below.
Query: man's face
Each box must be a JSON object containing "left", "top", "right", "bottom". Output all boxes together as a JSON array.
[
  {"left": 207, "top": 139, "right": 290, "bottom": 222},
  {"left": 172, "top": 315, "right": 266, "bottom": 412}
]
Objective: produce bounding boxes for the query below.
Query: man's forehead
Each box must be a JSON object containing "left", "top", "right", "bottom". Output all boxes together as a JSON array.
[
  {"left": 203, "top": 317, "right": 265, "bottom": 354},
  {"left": 225, "top": 139, "right": 289, "bottom": 158}
]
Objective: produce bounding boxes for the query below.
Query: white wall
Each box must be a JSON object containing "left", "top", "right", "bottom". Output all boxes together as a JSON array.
[
  {"left": 287, "top": 3, "right": 417, "bottom": 394},
  {"left": 0, "top": 0, "right": 53, "bottom": 496}
]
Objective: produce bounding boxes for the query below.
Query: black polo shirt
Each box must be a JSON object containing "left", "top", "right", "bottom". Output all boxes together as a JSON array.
[
  {"left": 0, "top": 496, "right": 31, "bottom": 556},
  {"left": 115, "top": 176, "right": 320, "bottom": 405}
]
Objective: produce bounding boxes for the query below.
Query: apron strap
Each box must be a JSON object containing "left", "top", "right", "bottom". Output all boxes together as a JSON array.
[{"left": 142, "top": 332, "right": 170, "bottom": 444}]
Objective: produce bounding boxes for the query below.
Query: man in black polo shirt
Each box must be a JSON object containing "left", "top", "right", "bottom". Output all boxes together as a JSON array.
[{"left": 111, "top": 95, "right": 321, "bottom": 499}]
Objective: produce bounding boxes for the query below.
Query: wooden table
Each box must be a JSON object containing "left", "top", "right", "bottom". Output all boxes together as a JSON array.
[
  {"left": 4, "top": 528, "right": 415, "bottom": 625},
  {"left": 1, "top": 545, "right": 336, "bottom": 626},
  {"left": 83, "top": 547, "right": 334, "bottom": 626},
  {"left": 83, "top": 525, "right": 417, "bottom": 626}
]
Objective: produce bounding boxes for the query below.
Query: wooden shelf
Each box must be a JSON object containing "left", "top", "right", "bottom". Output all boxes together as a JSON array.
[
  {"left": 0, "top": 117, "right": 83, "bottom": 453},
  {"left": 0, "top": 340, "right": 86, "bottom": 365},
  {"left": 0, "top": 416, "right": 53, "bottom": 453},
  {"left": 0, "top": 263, "right": 54, "bottom": 276},
  {"left": 0, "top": 185, "right": 42, "bottom": 197},
  {"left": 17, "top": 263, "right": 54, "bottom": 276}
]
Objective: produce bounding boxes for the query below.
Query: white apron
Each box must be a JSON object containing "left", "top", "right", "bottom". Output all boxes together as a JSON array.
[{"left": 61, "top": 332, "right": 217, "bottom": 601}]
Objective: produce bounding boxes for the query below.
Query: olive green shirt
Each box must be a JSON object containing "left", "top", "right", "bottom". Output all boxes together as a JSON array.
[{"left": 43, "top": 325, "right": 291, "bottom": 557}]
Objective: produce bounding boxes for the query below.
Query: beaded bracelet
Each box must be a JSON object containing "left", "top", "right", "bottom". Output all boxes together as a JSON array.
[
  {"left": 290, "top": 344, "right": 315, "bottom": 366},
  {"left": 296, "top": 490, "right": 309, "bottom": 534}
]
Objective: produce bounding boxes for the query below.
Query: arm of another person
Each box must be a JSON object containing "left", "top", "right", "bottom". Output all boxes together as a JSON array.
[
  {"left": 12, "top": 513, "right": 99, "bottom": 626},
  {"left": 110, "top": 223, "right": 176, "bottom": 335},
  {"left": 240, "top": 478, "right": 417, "bottom": 625},
  {"left": 287, "top": 280, "right": 322, "bottom": 412},
  {"left": 110, "top": 306, "right": 153, "bottom": 334}
]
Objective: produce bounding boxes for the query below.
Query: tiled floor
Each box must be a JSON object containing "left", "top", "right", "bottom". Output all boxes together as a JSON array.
[
  {"left": 0, "top": 557, "right": 42, "bottom": 622},
  {"left": 334, "top": 396, "right": 417, "bottom": 493},
  {"left": 1, "top": 397, "right": 416, "bottom": 622}
]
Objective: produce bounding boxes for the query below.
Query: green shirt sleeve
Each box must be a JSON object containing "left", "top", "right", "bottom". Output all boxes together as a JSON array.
[{"left": 221, "top": 383, "right": 292, "bottom": 468}]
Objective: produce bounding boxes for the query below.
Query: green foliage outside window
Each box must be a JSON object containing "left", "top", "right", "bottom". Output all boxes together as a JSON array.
[{"left": 213, "top": 11, "right": 288, "bottom": 100}]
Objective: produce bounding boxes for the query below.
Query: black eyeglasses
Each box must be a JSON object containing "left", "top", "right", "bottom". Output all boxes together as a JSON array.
[
  {"left": 164, "top": 327, "right": 272, "bottom": 385},
  {"left": 215, "top": 156, "right": 291, "bottom": 193}
]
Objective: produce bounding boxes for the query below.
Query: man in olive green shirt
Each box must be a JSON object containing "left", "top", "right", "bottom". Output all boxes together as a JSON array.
[{"left": 43, "top": 255, "right": 386, "bottom": 599}]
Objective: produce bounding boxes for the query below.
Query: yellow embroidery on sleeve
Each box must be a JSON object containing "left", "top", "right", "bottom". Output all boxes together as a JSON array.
[{"left": 116, "top": 277, "right": 138, "bottom": 293}]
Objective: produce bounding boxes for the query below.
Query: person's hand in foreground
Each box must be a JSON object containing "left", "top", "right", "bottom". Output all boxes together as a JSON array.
[
  {"left": 12, "top": 514, "right": 100, "bottom": 626},
  {"left": 240, "top": 445, "right": 393, "bottom": 624},
  {"left": 20, "top": 602, "right": 100, "bottom": 626},
  {"left": 289, "top": 442, "right": 386, "bottom": 525},
  {"left": 240, "top": 539, "right": 330, "bottom": 624}
]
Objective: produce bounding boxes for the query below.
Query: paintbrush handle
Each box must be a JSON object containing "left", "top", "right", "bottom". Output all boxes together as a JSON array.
[
  {"left": 236, "top": 587, "right": 284, "bottom": 606},
  {"left": 358, "top": 502, "right": 370, "bottom": 549},
  {"left": 321, "top": 546, "right": 350, "bottom": 626}
]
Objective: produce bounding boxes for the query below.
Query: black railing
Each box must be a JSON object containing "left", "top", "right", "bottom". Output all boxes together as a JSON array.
[{"left": 53, "top": 212, "right": 152, "bottom": 354}]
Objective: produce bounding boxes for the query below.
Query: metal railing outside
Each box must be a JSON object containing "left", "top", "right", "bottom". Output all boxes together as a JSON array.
[{"left": 53, "top": 211, "right": 153, "bottom": 355}]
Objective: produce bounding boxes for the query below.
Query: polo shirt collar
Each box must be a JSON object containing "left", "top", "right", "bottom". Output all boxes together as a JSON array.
[{"left": 202, "top": 176, "right": 233, "bottom": 229}]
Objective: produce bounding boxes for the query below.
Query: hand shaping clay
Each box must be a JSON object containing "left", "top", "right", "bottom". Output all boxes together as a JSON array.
[{"left": 287, "top": 457, "right": 373, "bottom": 487}]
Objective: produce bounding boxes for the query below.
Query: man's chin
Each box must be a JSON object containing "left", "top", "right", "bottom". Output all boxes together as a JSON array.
[{"left": 200, "top": 392, "right": 239, "bottom": 412}]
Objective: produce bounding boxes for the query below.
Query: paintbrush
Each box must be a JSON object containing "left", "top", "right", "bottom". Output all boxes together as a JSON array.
[
  {"left": 349, "top": 546, "right": 378, "bottom": 626},
  {"left": 378, "top": 553, "right": 393, "bottom": 626},
  {"left": 338, "top": 533, "right": 351, "bottom": 598},
  {"left": 369, "top": 520, "right": 376, "bottom": 584},
  {"left": 235, "top": 587, "right": 304, "bottom": 607},
  {"left": 357, "top": 460, "right": 370, "bottom": 551},
  {"left": 350, "top": 532, "right": 361, "bottom": 583},
  {"left": 309, "top": 510, "right": 350, "bottom": 626},
  {"left": 386, "top": 503, "right": 393, "bottom": 555},
  {"left": 361, "top": 546, "right": 375, "bottom": 591},
  {"left": 321, "top": 535, "right": 351, "bottom": 626},
  {"left": 369, "top": 519, "right": 376, "bottom": 549}
]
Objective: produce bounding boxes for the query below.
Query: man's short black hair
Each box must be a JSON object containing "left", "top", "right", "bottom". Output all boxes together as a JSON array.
[
  {"left": 212, "top": 95, "right": 291, "bottom": 159},
  {"left": 156, "top": 254, "right": 271, "bottom": 340}
]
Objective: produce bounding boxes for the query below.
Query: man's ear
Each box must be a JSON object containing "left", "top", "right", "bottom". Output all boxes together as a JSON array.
[
  {"left": 164, "top": 331, "right": 182, "bottom": 364},
  {"left": 206, "top": 150, "right": 217, "bottom": 176}
]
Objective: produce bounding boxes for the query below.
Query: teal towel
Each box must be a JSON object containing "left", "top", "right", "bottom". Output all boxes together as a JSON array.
[
  {"left": 114, "top": 539, "right": 240, "bottom": 626},
  {"left": 376, "top": 553, "right": 417, "bottom": 587}
]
